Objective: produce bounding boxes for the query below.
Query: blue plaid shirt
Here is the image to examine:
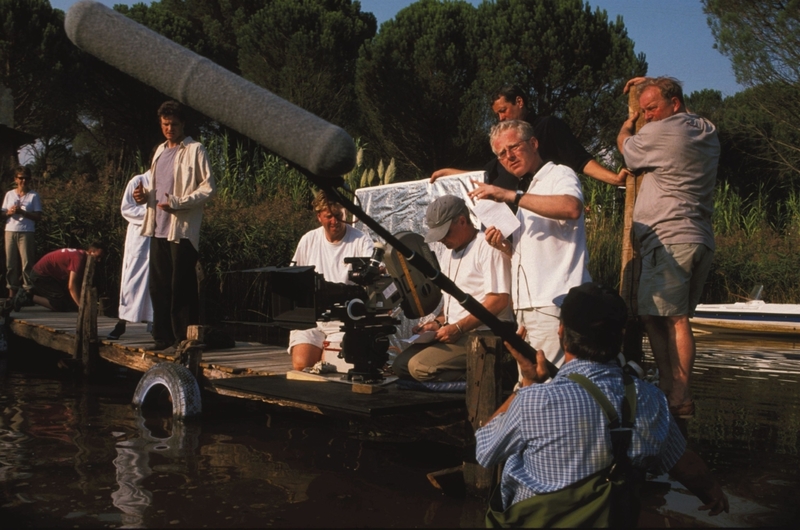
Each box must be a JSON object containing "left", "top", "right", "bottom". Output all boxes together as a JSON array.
[{"left": 476, "top": 359, "right": 686, "bottom": 510}]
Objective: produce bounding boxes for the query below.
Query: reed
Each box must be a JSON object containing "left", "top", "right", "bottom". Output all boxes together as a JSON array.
[
  {"left": 582, "top": 176, "right": 624, "bottom": 289},
  {"left": 19, "top": 134, "right": 800, "bottom": 309}
]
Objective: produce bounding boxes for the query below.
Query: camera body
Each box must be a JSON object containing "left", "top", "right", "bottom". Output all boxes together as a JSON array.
[
  {"left": 266, "top": 246, "right": 402, "bottom": 382},
  {"left": 263, "top": 235, "right": 442, "bottom": 383}
]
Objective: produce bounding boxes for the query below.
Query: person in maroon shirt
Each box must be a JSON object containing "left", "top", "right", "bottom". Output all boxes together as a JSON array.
[{"left": 15, "top": 242, "right": 105, "bottom": 312}]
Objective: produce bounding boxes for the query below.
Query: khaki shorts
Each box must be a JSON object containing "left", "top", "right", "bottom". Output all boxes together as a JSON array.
[
  {"left": 638, "top": 243, "right": 713, "bottom": 317},
  {"left": 287, "top": 320, "right": 344, "bottom": 353}
]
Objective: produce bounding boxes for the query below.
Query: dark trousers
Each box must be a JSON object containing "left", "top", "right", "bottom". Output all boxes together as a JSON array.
[{"left": 149, "top": 237, "right": 198, "bottom": 345}]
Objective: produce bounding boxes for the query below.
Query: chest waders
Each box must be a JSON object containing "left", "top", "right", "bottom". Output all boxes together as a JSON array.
[{"left": 486, "top": 372, "right": 644, "bottom": 528}]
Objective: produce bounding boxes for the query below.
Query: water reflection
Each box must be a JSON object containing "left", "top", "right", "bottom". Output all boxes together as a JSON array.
[
  {"left": 0, "top": 335, "right": 798, "bottom": 527},
  {"left": 111, "top": 416, "right": 200, "bottom": 527},
  {"left": 640, "top": 333, "right": 800, "bottom": 526}
]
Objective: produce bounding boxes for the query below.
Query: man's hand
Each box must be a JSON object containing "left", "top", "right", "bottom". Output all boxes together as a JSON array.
[
  {"left": 617, "top": 167, "right": 634, "bottom": 185},
  {"left": 412, "top": 319, "right": 440, "bottom": 334},
  {"left": 435, "top": 323, "right": 462, "bottom": 344},
  {"left": 133, "top": 182, "right": 147, "bottom": 204},
  {"left": 157, "top": 193, "right": 176, "bottom": 214},
  {"left": 429, "top": 168, "right": 464, "bottom": 183},
  {"left": 504, "top": 327, "right": 550, "bottom": 386},
  {"left": 669, "top": 448, "right": 730, "bottom": 517},
  {"left": 623, "top": 76, "right": 649, "bottom": 94},
  {"left": 698, "top": 484, "right": 730, "bottom": 516},
  {"left": 617, "top": 110, "right": 640, "bottom": 153},
  {"left": 468, "top": 180, "right": 511, "bottom": 203},
  {"left": 485, "top": 226, "right": 512, "bottom": 256}
]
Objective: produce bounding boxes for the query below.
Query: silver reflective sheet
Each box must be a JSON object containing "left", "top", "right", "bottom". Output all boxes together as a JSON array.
[
  {"left": 353, "top": 172, "right": 485, "bottom": 353},
  {"left": 353, "top": 171, "right": 484, "bottom": 242}
]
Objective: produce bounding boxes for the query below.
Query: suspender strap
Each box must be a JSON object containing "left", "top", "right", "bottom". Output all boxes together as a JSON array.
[
  {"left": 621, "top": 372, "right": 636, "bottom": 428},
  {"left": 566, "top": 372, "right": 637, "bottom": 428}
]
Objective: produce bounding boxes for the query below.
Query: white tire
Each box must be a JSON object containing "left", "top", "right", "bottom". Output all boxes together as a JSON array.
[{"left": 132, "top": 363, "right": 202, "bottom": 418}]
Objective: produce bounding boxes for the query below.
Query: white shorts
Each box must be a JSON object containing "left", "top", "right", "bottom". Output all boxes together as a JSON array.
[
  {"left": 287, "top": 320, "right": 345, "bottom": 353},
  {"left": 516, "top": 305, "right": 563, "bottom": 367}
]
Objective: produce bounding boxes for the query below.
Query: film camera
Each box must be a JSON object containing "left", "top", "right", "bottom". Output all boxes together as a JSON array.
[{"left": 266, "top": 233, "right": 441, "bottom": 383}]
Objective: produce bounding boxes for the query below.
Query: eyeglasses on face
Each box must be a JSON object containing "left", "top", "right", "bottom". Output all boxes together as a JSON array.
[
  {"left": 16, "top": 176, "right": 29, "bottom": 180},
  {"left": 496, "top": 140, "right": 527, "bottom": 161}
]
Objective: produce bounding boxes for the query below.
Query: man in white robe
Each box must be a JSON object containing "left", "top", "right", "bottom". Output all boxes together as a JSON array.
[{"left": 107, "top": 171, "right": 154, "bottom": 340}]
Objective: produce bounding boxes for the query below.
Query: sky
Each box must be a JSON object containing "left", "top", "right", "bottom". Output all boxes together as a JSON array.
[{"left": 52, "top": 0, "right": 743, "bottom": 97}]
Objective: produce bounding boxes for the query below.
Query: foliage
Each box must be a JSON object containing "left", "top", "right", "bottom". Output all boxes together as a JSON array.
[
  {"left": 582, "top": 174, "right": 623, "bottom": 289},
  {"left": 0, "top": 0, "right": 80, "bottom": 138},
  {"left": 472, "top": 0, "right": 645, "bottom": 156},
  {"left": 703, "top": 0, "right": 800, "bottom": 88},
  {"left": 0, "top": 0, "right": 85, "bottom": 179},
  {"left": 356, "top": 0, "right": 645, "bottom": 177},
  {"left": 236, "top": 0, "right": 376, "bottom": 135},
  {"left": 356, "top": 0, "right": 481, "bottom": 175},
  {"left": 704, "top": 0, "right": 800, "bottom": 185}
]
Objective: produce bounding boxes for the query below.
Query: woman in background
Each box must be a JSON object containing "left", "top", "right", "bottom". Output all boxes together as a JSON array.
[{"left": 2, "top": 166, "right": 42, "bottom": 299}]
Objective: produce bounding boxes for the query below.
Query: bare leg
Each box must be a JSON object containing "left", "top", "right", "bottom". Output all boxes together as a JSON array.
[
  {"left": 32, "top": 294, "right": 56, "bottom": 311},
  {"left": 642, "top": 314, "right": 695, "bottom": 407},
  {"left": 641, "top": 315, "right": 673, "bottom": 397},
  {"left": 290, "top": 343, "right": 323, "bottom": 371},
  {"left": 669, "top": 315, "right": 696, "bottom": 407}
]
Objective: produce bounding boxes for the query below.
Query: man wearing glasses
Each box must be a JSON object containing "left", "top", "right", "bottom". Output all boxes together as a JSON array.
[
  {"left": 431, "top": 85, "right": 628, "bottom": 194},
  {"left": 468, "top": 120, "right": 591, "bottom": 369}
]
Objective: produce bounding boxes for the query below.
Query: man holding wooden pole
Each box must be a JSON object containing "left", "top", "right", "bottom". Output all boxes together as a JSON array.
[{"left": 617, "top": 77, "right": 720, "bottom": 418}]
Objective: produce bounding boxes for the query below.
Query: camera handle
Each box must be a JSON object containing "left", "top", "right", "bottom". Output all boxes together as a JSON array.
[{"left": 303, "top": 171, "right": 559, "bottom": 380}]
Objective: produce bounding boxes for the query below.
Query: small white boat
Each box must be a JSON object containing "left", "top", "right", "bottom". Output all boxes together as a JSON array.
[{"left": 691, "top": 300, "right": 800, "bottom": 335}]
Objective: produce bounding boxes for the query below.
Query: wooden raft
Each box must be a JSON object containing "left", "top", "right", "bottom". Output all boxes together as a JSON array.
[{"left": 6, "top": 290, "right": 507, "bottom": 495}]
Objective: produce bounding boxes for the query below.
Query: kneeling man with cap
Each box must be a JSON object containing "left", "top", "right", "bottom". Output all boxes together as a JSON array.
[
  {"left": 476, "top": 283, "right": 728, "bottom": 526},
  {"left": 393, "top": 195, "right": 513, "bottom": 381}
]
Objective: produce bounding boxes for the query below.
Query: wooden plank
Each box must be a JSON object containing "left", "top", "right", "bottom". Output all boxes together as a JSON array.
[
  {"left": 464, "top": 334, "right": 503, "bottom": 496},
  {"left": 98, "top": 344, "right": 161, "bottom": 372},
  {"left": 8, "top": 320, "right": 75, "bottom": 354},
  {"left": 212, "top": 375, "right": 465, "bottom": 417}
]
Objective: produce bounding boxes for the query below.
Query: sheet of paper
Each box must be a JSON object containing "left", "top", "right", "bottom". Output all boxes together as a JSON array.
[
  {"left": 472, "top": 199, "right": 520, "bottom": 238},
  {"left": 400, "top": 330, "right": 437, "bottom": 344}
]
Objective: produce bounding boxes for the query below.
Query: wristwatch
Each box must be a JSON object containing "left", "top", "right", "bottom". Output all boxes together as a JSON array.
[{"left": 514, "top": 189, "right": 524, "bottom": 206}]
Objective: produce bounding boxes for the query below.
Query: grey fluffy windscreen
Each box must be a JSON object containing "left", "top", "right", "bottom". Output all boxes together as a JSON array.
[{"left": 64, "top": 0, "right": 356, "bottom": 178}]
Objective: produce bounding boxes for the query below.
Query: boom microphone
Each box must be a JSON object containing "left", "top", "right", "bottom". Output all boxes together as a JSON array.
[{"left": 64, "top": 0, "right": 356, "bottom": 178}]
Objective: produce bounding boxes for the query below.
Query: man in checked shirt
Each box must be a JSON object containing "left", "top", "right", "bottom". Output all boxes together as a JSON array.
[{"left": 476, "top": 283, "right": 728, "bottom": 524}]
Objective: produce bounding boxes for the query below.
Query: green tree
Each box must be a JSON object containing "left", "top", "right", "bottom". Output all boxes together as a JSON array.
[
  {"left": 704, "top": 0, "right": 800, "bottom": 183},
  {"left": 236, "top": 0, "right": 376, "bottom": 134},
  {"left": 473, "top": 0, "right": 645, "bottom": 155},
  {"left": 0, "top": 0, "right": 82, "bottom": 171},
  {"left": 356, "top": 0, "right": 645, "bottom": 177},
  {"left": 74, "top": 1, "right": 261, "bottom": 175},
  {"left": 356, "top": 0, "right": 481, "bottom": 175}
]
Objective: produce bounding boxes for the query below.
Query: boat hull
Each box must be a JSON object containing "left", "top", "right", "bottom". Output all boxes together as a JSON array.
[{"left": 690, "top": 302, "right": 800, "bottom": 335}]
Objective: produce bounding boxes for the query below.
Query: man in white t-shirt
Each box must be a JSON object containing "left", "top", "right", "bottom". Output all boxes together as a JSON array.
[
  {"left": 392, "top": 195, "right": 513, "bottom": 382},
  {"left": 288, "top": 190, "right": 374, "bottom": 370},
  {"left": 468, "top": 120, "right": 591, "bottom": 368}
]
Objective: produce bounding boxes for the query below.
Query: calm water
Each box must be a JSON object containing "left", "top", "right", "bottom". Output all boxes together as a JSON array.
[{"left": 0, "top": 333, "right": 798, "bottom": 528}]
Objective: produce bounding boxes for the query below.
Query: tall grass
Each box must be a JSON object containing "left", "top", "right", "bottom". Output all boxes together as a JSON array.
[
  {"left": 582, "top": 176, "right": 624, "bottom": 289},
  {"left": 15, "top": 132, "right": 396, "bottom": 306},
  {"left": 582, "top": 176, "right": 800, "bottom": 303},
  {"left": 17, "top": 135, "right": 800, "bottom": 310}
]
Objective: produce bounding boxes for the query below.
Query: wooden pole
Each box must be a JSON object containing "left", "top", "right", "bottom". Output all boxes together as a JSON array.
[
  {"left": 82, "top": 286, "right": 98, "bottom": 377},
  {"left": 620, "top": 86, "right": 646, "bottom": 363},
  {"left": 464, "top": 334, "right": 504, "bottom": 496},
  {"left": 72, "top": 254, "right": 98, "bottom": 376}
]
